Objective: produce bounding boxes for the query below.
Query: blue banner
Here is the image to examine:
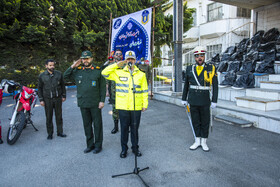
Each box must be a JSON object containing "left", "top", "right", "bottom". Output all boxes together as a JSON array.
[{"left": 111, "top": 8, "right": 152, "bottom": 63}]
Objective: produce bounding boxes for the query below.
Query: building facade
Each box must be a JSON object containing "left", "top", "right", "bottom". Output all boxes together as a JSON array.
[{"left": 161, "top": 0, "right": 252, "bottom": 66}]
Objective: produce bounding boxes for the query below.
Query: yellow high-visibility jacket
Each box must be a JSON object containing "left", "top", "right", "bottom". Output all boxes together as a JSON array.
[{"left": 102, "top": 64, "right": 148, "bottom": 111}]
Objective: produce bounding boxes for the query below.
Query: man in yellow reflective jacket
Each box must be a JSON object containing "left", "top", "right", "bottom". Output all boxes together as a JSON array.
[{"left": 102, "top": 50, "right": 148, "bottom": 158}]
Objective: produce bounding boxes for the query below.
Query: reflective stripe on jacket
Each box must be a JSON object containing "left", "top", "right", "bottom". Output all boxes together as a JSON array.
[{"left": 102, "top": 63, "right": 148, "bottom": 111}]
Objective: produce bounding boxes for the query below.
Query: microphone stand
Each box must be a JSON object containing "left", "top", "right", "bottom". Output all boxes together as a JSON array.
[{"left": 112, "top": 64, "right": 150, "bottom": 187}]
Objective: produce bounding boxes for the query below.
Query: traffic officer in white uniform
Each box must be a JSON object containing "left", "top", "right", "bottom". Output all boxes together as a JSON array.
[{"left": 182, "top": 46, "right": 218, "bottom": 152}]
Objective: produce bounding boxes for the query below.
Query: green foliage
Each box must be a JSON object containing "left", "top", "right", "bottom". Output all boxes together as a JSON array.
[
  {"left": 152, "top": 0, "right": 195, "bottom": 67},
  {"left": 0, "top": 0, "right": 194, "bottom": 84},
  {"left": 153, "top": 45, "right": 162, "bottom": 67}
]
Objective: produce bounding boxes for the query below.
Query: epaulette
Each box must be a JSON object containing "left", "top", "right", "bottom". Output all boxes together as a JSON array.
[
  {"left": 79, "top": 66, "right": 95, "bottom": 70},
  {"left": 139, "top": 68, "right": 145, "bottom": 73}
]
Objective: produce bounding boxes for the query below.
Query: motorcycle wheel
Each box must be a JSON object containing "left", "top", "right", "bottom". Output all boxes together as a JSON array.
[{"left": 7, "top": 111, "right": 26, "bottom": 145}]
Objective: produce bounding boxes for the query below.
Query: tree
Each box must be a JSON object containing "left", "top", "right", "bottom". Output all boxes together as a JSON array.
[
  {"left": 0, "top": 0, "right": 194, "bottom": 85},
  {"left": 153, "top": 0, "right": 195, "bottom": 67}
]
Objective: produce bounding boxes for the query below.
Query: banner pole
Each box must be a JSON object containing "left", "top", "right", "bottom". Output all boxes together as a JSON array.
[
  {"left": 108, "top": 12, "right": 113, "bottom": 57},
  {"left": 150, "top": 5, "right": 156, "bottom": 100}
]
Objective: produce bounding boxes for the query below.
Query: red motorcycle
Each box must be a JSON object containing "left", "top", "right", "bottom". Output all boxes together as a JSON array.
[{"left": 2, "top": 80, "right": 38, "bottom": 145}]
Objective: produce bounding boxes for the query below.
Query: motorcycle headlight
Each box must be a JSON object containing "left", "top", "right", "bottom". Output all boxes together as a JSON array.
[{"left": 24, "top": 90, "right": 32, "bottom": 99}]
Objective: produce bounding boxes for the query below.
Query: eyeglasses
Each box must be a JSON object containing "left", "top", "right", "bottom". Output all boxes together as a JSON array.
[
  {"left": 115, "top": 53, "right": 122, "bottom": 56},
  {"left": 194, "top": 54, "right": 205, "bottom": 58}
]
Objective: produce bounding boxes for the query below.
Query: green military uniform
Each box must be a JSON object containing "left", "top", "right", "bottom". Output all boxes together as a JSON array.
[
  {"left": 64, "top": 65, "right": 106, "bottom": 149},
  {"left": 182, "top": 63, "right": 218, "bottom": 138},
  {"left": 38, "top": 70, "right": 66, "bottom": 136},
  {"left": 137, "top": 63, "right": 151, "bottom": 84}
]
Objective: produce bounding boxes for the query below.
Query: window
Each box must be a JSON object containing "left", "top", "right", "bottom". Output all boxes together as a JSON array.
[
  {"left": 207, "top": 44, "right": 222, "bottom": 61},
  {"left": 207, "top": 3, "right": 223, "bottom": 22},
  {"left": 183, "top": 48, "right": 195, "bottom": 66},
  {"left": 192, "top": 10, "right": 197, "bottom": 26},
  {"left": 237, "top": 7, "right": 251, "bottom": 18}
]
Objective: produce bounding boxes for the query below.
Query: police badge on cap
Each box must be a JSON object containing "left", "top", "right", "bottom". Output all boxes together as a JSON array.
[
  {"left": 81, "top": 51, "right": 93, "bottom": 59},
  {"left": 125, "top": 50, "right": 136, "bottom": 60}
]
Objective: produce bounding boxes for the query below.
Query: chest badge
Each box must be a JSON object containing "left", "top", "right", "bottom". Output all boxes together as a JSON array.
[{"left": 119, "top": 77, "right": 128, "bottom": 81}]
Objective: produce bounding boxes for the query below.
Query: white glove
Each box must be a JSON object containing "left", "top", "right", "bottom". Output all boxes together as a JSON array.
[
  {"left": 181, "top": 100, "right": 188, "bottom": 106},
  {"left": 211, "top": 102, "right": 217, "bottom": 108}
]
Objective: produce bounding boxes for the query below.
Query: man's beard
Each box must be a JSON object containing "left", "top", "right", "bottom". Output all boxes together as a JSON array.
[
  {"left": 195, "top": 59, "right": 204, "bottom": 65},
  {"left": 48, "top": 68, "right": 55, "bottom": 72},
  {"left": 115, "top": 57, "right": 122, "bottom": 61},
  {"left": 83, "top": 63, "right": 91, "bottom": 67}
]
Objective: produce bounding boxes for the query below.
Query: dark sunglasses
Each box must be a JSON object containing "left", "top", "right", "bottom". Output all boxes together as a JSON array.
[{"left": 194, "top": 54, "right": 205, "bottom": 58}]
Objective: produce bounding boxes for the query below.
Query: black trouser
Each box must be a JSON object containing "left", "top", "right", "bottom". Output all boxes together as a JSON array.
[
  {"left": 119, "top": 110, "right": 141, "bottom": 152},
  {"left": 80, "top": 107, "right": 103, "bottom": 149},
  {"left": 190, "top": 105, "right": 210, "bottom": 138},
  {"left": 44, "top": 97, "right": 63, "bottom": 135}
]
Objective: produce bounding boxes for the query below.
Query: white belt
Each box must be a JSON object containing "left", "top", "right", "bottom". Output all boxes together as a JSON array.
[{"left": 190, "top": 85, "right": 210, "bottom": 90}]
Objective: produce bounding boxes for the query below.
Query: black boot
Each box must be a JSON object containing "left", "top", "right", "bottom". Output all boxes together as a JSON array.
[{"left": 111, "top": 120, "right": 119, "bottom": 134}]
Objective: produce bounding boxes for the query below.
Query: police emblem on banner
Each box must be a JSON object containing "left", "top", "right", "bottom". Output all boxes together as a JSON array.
[
  {"left": 141, "top": 10, "right": 149, "bottom": 25},
  {"left": 114, "top": 18, "right": 122, "bottom": 29},
  {"left": 111, "top": 8, "right": 152, "bottom": 63}
]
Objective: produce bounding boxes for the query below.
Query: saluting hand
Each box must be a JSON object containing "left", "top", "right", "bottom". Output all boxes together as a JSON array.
[
  {"left": 71, "top": 59, "right": 82, "bottom": 68},
  {"left": 117, "top": 60, "right": 127, "bottom": 68}
]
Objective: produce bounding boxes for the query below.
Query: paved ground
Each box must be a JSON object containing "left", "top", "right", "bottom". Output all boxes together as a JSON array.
[{"left": 0, "top": 89, "right": 280, "bottom": 187}]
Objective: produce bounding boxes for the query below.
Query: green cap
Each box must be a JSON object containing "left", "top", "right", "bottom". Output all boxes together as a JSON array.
[{"left": 81, "top": 51, "right": 93, "bottom": 59}]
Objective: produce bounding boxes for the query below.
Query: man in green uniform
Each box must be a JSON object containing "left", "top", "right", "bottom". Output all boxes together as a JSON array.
[
  {"left": 64, "top": 51, "right": 106, "bottom": 154},
  {"left": 182, "top": 46, "right": 218, "bottom": 152},
  {"left": 137, "top": 57, "right": 151, "bottom": 84},
  {"left": 38, "top": 59, "right": 67, "bottom": 140}
]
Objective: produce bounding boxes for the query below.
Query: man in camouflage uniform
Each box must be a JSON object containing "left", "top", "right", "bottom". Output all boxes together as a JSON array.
[
  {"left": 103, "top": 56, "right": 114, "bottom": 104},
  {"left": 137, "top": 57, "right": 152, "bottom": 84},
  {"left": 108, "top": 49, "right": 123, "bottom": 134}
]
